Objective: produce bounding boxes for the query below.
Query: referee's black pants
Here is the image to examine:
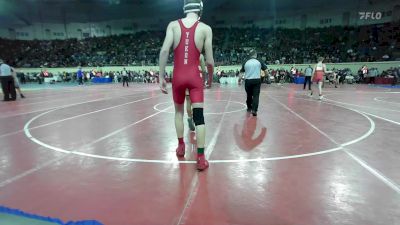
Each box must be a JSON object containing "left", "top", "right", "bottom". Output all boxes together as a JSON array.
[
  {"left": 303, "top": 76, "right": 312, "bottom": 90},
  {"left": 1, "top": 76, "right": 16, "bottom": 101},
  {"left": 245, "top": 78, "right": 261, "bottom": 113},
  {"left": 122, "top": 76, "right": 129, "bottom": 87}
]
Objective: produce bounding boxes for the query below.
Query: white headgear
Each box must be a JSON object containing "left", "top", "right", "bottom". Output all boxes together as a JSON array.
[{"left": 183, "top": 0, "right": 203, "bottom": 17}]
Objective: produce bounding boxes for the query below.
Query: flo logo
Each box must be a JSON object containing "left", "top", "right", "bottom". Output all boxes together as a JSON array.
[{"left": 359, "top": 12, "right": 382, "bottom": 20}]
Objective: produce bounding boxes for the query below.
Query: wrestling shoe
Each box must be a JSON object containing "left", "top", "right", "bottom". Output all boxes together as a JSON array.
[
  {"left": 197, "top": 155, "right": 209, "bottom": 171},
  {"left": 176, "top": 143, "right": 185, "bottom": 157}
]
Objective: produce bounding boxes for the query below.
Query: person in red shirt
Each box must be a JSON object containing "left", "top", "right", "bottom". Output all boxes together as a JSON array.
[{"left": 159, "top": 0, "right": 214, "bottom": 171}]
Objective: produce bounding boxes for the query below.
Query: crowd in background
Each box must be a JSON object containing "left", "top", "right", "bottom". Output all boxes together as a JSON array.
[
  {"left": 16, "top": 64, "right": 399, "bottom": 86},
  {"left": 214, "top": 23, "right": 399, "bottom": 65},
  {"left": 18, "top": 69, "right": 168, "bottom": 84},
  {"left": 0, "top": 22, "right": 399, "bottom": 68}
]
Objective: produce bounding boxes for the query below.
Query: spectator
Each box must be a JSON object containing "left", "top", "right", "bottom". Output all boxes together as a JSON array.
[{"left": 77, "top": 66, "right": 83, "bottom": 85}]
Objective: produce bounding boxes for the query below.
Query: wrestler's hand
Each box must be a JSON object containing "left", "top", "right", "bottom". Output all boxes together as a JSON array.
[{"left": 159, "top": 79, "right": 168, "bottom": 94}]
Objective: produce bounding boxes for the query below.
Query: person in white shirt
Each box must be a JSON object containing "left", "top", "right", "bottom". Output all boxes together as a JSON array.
[
  {"left": 0, "top": 59, "right": 17, "bottom": 101},
  {"left": 113, "top": 72, "right": 118, "bottom": 83},
  {"left": 311, "top": 57, "right": 332, "bottom": 100},
  {"left": 122, "top": 68, "right": 129, "bottom": 87},
  {"left": 240, "top": 50, "right": 268, "bottom": 116}
]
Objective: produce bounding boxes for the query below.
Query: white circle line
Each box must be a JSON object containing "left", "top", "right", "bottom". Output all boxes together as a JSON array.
[
  {"left": 320, "top": 97, "right": 400, "bottom": 113},
  {"left": 24, "top": 109, "right": 71, "bottom": 154},
  {"left": 24, "top": 95, "right": 375, "bottom": 164},
  {"left": 373, "top": 97, "right": 400, "bottom": 105},
  {"left": 324, "top": 97, "right": 400, "bottom": 126},
  {"left": 0, "top": 89, "right": 157, "bottom": 119},
  {"left": 153, "top": 100, "right": 247, "bottom": 115}
]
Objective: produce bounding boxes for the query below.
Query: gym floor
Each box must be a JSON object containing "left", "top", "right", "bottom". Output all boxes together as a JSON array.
[{"left": 0, "top": 83, "right": 399, "bottom": 225}]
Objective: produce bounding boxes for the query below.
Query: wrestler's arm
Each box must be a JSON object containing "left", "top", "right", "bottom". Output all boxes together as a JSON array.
[
  {"left": 199, "top": 54, "right": 206, "bottom": 75},
  {"left": 159, "top": 22, "right": 174, "bottom": 94},
  {"left": 203, "top": 25, "right": 214, "bottom": 87}
]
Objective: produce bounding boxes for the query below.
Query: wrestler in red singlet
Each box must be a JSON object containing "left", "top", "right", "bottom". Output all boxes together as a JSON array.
[
  {"left": 311, "top": 57, "right": 331, "bottom": 100},
  {"left": 313, "top": 63, "right": 324, "bottom": 83},
  {"left": 172, "top": 20, "right": 204, "bottom": 104},
  {"left": 158, "top": 0, "right": 214, "bottom": 171}
]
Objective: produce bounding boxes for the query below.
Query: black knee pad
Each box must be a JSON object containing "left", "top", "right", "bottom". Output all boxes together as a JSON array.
[{"left": 192, "top": 108, "right": 205, "bottom": 126}]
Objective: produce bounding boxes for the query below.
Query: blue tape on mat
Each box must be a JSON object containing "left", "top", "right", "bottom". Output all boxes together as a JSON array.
[
  {"left": 371, "top": 85, "right": 400, "bottom": 89},
  {"left": 0, "top": 206, "right": 104, "bottom": 225}
]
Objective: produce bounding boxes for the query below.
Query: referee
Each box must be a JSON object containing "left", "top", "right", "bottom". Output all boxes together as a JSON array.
[
  {"left": 0, "top": 59, "right": 17, "bottom": 101},
  {"left": 122, "top": 68, "right": 129, "bottom": 87},
  {"left": 240, "top": 50, "right": 267, "bottom": 116}
]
